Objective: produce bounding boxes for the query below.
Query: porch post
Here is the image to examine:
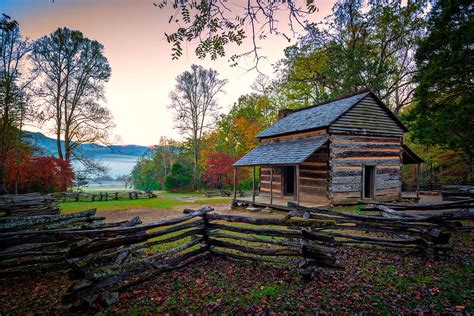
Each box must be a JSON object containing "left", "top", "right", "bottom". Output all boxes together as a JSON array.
[
  {"left": 233, "top": 167, "right": 237, "bottom": 200},
  {"left": 270, "top": 167, "right": 273, "bottom": 205},
  {"left": 416, "top": 163, "right": 420, "bottom": 198},
  {"left": 252, "top": 165, "right": 256, "bottom": 203},
  {"left": 296, "top": 164, "right": 300, "bottom": 205}
]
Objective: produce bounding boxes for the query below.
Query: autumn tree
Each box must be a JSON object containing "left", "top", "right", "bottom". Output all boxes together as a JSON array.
[
  {"left": 169, "top": 64, "right": 227, "bottom": 189},
  {"left": 6, "top": 156, "right": 74, "bottom": 193},
  {"left": 0, "top": 14, "right": 33, "bottom": 193},
  {"left": 202, "top": 152, "right": 235, "bottom": 188},
  {"left": 31, "top": 27, "right": 113, "bottom": 162}
]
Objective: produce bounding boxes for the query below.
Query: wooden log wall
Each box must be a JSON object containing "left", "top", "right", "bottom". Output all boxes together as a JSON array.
[
  {"left": 328, "top": 135, "right": 403, "bottom": 205},
  {"left": 259, "top": 133, "right": 330, "bottom": 204},
  {"left": 260, "top": 167, "right": 282, "bottom": 197},
  {"left": 298, "top": 144, "right": 329, "bottom": 204}
]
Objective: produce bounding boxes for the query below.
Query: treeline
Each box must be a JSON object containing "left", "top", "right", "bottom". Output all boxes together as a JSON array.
[
  {"left": 0, "top": 14, "right": 113, "bottom": 193},
  {"left": 132, "top": 0, "right": 472, "bottom": 192}
]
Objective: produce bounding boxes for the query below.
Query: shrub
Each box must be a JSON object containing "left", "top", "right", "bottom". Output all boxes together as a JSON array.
[
  {"left": 164, "top": 163, "right": 193, "bottom": 191},
  {"left": 6, "top": 156, "right": 74, "bottom": 193}
]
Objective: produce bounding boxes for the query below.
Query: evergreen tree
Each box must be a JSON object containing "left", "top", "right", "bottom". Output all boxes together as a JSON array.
[{"left": 405, "top": 0, "right": 473, "bottom": 179}]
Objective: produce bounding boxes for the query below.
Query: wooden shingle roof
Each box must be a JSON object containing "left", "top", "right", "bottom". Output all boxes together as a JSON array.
[
  {"left": 233, "top": 137, "right": 328, "bottom": 167},
  {"left": 257, "top": 92, "right": 370, "bottom": 138},
  {"left": 257, "top": 90, "right": 408, "bottom": 138}
]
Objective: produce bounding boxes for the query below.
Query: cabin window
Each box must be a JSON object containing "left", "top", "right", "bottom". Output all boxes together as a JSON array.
[
  {"left": 362, "top": 165, "right": 376, "bottom": 199},
  {"left": 283, "top": 166, "right": 295, "bottom": 196}
]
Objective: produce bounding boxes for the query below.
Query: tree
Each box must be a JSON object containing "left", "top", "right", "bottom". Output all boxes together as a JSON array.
[
  {"left": 164, "top": 162, "right": 193, "bottom": 192},
  {"left": 130, "top": 155, "right": 163, "bottom": 191},
  {"left": 155, "top": 136, "right": 176, "bottom": 177},
  {"left": 272, "top": 0, "right": 426, "bottom": 112},
  {"left": 202, "top": 152, "right": 235, "bottom": 188},
  {"left": 6, "top": 156, "right": 74, "bottom": 193},
  {"left": 214, "top": 93, "right": 273, "bottom": 157},
  {"left": 169, "top": 64, "right": 227, "bottom": 189},
  {"left": 31, "top": 27, "right": 113, "bottom": 162},
  {"left": 157, "top": 0, "right": 317, "bottom": 69},
  {"left": 405, "top": 0, "right": 474, "bottom": 179},
  {"left": 0, "top": 14, "right": 33, "bottom": 193}
]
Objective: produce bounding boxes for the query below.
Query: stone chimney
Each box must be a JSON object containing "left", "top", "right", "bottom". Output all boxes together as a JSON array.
[{"left": 278, "top": 109, "right": 295, "bottom": 120}]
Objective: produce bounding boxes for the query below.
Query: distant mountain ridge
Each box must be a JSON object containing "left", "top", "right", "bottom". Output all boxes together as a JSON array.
[{"left": 26, "top": 131, "right": 151, "bottom": 157}]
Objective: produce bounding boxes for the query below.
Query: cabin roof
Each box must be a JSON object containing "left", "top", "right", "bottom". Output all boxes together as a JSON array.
[
  {"left": 402, "top": 144, "right": 424, "bottom": 164},
  {"left": 257, "top": 92, "right": 370, "bottom": 138},
  {"left": 233, "top": 137, "right": 328, "bottom": 167},
  {"left": 257, "top": 91, "right": 407, "bottom": 138}
]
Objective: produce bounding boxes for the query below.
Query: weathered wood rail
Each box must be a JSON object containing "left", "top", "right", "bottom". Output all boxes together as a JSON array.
[
  {"left": 287, "top": 201, "right": 474, "bottom": 254},
  {"left": 50, "top": 190, "right": 157, "bottom": 203},
  {"left": 0, "top": 193, "right": 59, "bottom": 217},
  {"left": 1, "top": 200, "right": 473, "bottom": 311}
]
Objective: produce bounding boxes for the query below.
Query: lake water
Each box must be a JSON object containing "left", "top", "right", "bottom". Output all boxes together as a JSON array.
[
  {"left": 98, "top": 154, "right": 140, "bottom": 177},
  {"left": 72, "top": 154, "right": 140, "bottom": 184}
]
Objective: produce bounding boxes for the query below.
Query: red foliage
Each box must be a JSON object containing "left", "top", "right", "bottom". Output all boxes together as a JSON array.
[
  {"left": 6, "top": 156, "right": 74, "bottom": 193},
  {"left": 202, "top": 152, "right": 235, "bottom": 188}
]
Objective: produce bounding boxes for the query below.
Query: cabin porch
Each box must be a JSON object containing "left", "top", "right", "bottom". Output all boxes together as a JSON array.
[{"left": 233, "top": 195, "right": 329, "bottom": 211}]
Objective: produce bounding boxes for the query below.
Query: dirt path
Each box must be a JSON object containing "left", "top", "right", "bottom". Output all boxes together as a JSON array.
[{"left": 100, "top": 203, "right": 283, "bottom": 223}]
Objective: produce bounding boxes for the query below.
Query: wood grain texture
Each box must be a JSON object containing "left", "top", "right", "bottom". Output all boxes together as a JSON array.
[{"left": 329, "top": 96, "right": 404, "bottom": 136}]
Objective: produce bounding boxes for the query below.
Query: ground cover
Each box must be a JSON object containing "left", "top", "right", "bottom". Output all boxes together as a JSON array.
[
  {"left": 1, "top": 231, "right": 471, "bottom": 314},
  {"left": 4, "top": 196, "right": 472, "bottom": 314}
]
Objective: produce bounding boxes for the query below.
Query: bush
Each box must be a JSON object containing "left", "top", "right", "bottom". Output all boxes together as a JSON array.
[
  {"left": 6, "top": 156, "right": 74, "bottom": 193},
  {"left": 164, "top": 163, "right": 193, "bottom": 192}
]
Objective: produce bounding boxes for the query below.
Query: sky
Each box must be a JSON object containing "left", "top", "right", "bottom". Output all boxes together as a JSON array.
[{"left": 1, "top": 0, "right": 334, "bottom": 146}]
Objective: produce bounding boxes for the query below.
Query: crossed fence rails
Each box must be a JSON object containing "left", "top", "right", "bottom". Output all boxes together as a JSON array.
[{"left": 0, "top": 199, "right": 472, "bottom": 311}]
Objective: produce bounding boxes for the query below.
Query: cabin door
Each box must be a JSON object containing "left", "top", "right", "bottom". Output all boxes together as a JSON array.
[
  {"left": 363, "top": 165, "right": 375, "bottom": 199},
  {"left": 283, "top": 166, "right": 296, "bottom": 196}
]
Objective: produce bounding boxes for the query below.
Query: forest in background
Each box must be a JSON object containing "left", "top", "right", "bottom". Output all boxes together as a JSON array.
[
  {"left": 1, "top": 0, "right": 472, "bottom": 194},
  {"left": 131, "top": 0, "right": 473, "bottom": 192}
]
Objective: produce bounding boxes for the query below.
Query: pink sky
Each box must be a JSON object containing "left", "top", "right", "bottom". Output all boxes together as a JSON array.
[{"left": 3, "top": 0, "right": 335, "bottom": 145}]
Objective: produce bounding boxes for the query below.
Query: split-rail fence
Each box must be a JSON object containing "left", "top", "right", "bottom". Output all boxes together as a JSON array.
[{"left": 0, "top": 198, "right": 472, "bottom": 311}]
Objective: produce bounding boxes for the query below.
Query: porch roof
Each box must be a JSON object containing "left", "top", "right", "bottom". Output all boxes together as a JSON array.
[
  {"left": 402, "top": 144, "right": 424, "bottom": 164},
  {"left": 233, "top": 137, "right": 328, "bottom": 167}
]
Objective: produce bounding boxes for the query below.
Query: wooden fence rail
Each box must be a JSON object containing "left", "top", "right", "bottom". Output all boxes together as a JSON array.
[
  {"left": 0, "top": 193, "right": 59, "bottom": 217},
  {"left": 1, "top": 200, "right": 473, "bottom": 311},
  {"left": 49, "top": 190, "right": 157, "bottom": 203}
]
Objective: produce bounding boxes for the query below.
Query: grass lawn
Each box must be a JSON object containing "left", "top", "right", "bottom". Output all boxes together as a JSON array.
[
  {"left": 78, "top": 185, "right": 131, "bottom": 192},
  {"left": 154, "top": 191, "right": 208, "bottom": 198},
  {"left": 60, "top": 196, "right": 232, "bottom": 213}
]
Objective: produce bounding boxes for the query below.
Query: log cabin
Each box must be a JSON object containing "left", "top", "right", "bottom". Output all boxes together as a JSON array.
[{"left": 232, "top": 90, "right": 423, "bottom": 208}]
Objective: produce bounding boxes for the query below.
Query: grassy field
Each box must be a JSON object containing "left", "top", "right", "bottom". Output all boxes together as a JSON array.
[
  {"left": 79, "top": 184, "right": 131, "bottom": 192},
  {"left": 59, "top": 196, "right": 232, "bottom": 213}
]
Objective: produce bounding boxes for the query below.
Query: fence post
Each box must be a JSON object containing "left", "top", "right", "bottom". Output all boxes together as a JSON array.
[
  {"left": 299, "top": 228, "right": 314, "bottom": 282},
  {"left": 201, "top": 212, "right": 211, "bottom": 252}
]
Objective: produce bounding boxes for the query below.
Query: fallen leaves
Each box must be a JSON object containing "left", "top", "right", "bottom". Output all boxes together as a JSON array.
[{"left": 1, "top": 231, "right": 473, "bottom": 314}]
